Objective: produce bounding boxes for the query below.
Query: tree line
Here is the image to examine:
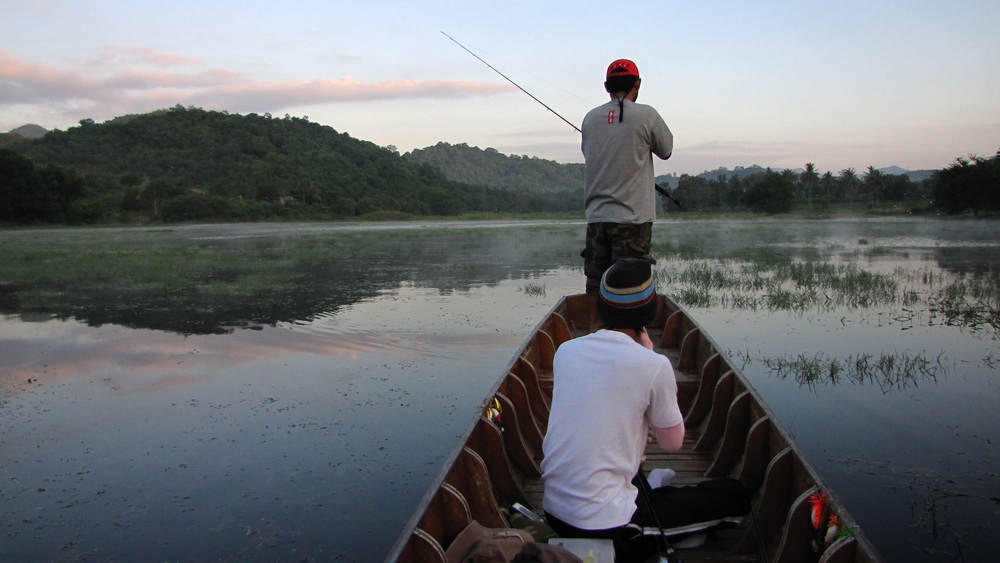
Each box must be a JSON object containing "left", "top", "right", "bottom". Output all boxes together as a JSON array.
[
  {"left": 663, "top": 155, "right": 998, "bottom": 216},
  {"left": 1, "top": 105, "right": 997, "bottom": 224},
  {"left": 671, "top": 164, "right": 918, "bottom": 214},
  {"left": 2, "top": 106, "right": 576, "bottom": 224}
]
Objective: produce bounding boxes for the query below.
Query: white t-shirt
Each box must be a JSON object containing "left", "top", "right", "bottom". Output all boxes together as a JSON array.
[{"left": 540, "top": 330, "right": 683, "bottom": 530}]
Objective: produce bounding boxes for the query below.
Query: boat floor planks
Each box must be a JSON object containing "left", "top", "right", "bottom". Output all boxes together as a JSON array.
[{"left": 387, "top": 294, "right": 883, "bottom": 563}]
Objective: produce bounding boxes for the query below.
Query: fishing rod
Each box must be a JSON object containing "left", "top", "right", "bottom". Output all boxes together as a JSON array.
[
  {"left": 441, "top": 31, "right": 582, "bottom": 134},
  {"left": 442, "top": 31, "right": 681, "bottom": 208}
]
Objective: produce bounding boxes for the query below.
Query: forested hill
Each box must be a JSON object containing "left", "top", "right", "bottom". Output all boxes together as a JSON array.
[
  {"left": 4, "top": 106, "right": 577, "bottom": 224},
  {"left": 404, "top": 142, "right": 584, "bottom": 193}
]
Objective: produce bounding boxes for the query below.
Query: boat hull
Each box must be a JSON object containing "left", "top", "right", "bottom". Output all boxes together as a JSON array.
[{"left": 386, "top": 294, "right": 883, "bottom": 562}]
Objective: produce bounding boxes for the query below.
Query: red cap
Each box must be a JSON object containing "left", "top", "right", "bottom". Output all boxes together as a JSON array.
[{"left": 606, "top": 59, "right": 639, "bottom": 79}]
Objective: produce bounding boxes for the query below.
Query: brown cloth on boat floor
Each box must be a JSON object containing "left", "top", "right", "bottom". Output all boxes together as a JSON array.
[{"left": 446, "top": 520, "right": 581, "bottom": 563}]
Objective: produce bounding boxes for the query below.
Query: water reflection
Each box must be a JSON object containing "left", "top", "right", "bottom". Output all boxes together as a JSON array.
[
  {"left": 1, "top": 218, "right": 998, "bottom": 562},
  {"left": 0, "top": 222, "right": 584, "bottom": 335},
  {"left": 0, "top": 279, "right": 554, "bottom": 562}
]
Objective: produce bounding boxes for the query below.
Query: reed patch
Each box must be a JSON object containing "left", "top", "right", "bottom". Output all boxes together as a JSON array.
[
  {"left": 654, "top": 244, "right": 999, "bottom": 334},
  {"left": 745, "top": 350, "right": 947, "bottom": 392}
]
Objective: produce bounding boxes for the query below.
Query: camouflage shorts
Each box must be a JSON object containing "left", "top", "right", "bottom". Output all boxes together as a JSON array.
[{"left": 582, "top": 222, "right": 655, "bottom": 295}]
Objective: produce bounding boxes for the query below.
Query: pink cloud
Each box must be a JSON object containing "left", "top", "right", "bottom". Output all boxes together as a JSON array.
[
  {"left": 195, "top": 77, "right": 512, "bottom": 111},
  {"left": 97, "top": 45, "right": 204, "bottom": 67},
  {"left": 0, "top": 50, "right": 104, "bottom": 103},
  {"left": 105, "top": 68, "right": 249, "bottom": 90},
  {"left": 0, "top": 49, "right": 513, "bottom": 124}
]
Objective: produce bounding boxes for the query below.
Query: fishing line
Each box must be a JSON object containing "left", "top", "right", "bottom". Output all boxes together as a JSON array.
[
  {"left": 441, "top": 31, "right": 582, "bottom": 133},
  {"left": 442, "top": 31, "right": 680, "bottom": 206}
]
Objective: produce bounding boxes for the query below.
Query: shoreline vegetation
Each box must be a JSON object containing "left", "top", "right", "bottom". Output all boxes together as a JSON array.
[
  {"left": 2, "top": 218, "right": 997, "bottom": 338},
  {"left": 3, "top": 205, "right": 998, "bottom": 231},
  {"left": 3, "top": 106, "right": 997, "bottom": 225}
]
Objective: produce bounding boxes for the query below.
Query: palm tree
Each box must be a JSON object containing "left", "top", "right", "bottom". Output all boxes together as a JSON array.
[
  {"left": 820, "top": 171, "right": 836, "bottom": 205},
  {"left": 800, "top": 163, "right": 818, "bottom": 209},
  {"left": 839, "top": 168, "right": 859, "bottom": 204},
  {"left": 865, "top": 166, "right": 884, "bottom": 206}
]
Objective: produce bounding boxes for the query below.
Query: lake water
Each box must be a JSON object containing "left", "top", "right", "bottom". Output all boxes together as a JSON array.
[{"left": 1, "top": 219, "right": 997, "bottom": 562}]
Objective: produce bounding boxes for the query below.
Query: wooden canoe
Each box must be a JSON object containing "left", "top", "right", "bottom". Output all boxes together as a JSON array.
[{"left": 385, "top": 294, "right": 884, "bottom": 562}]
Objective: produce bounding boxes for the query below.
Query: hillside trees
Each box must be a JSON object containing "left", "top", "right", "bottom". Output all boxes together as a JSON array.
[
  {"left": 11, "top": 107, "right": 534, "bottom": 222},
  {"left": 8, "top": 107, "right": 597, "bottom": 223},
  {"left": 404, "top": 142, "right": 584, "bottom": 193}
]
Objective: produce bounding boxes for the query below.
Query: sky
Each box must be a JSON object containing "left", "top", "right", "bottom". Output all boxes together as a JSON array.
[{"left": 2, "top": 0, "right": 998, "bottom": 176}]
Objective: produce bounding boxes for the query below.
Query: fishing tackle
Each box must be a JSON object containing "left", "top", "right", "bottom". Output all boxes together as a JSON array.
[
  {"left": 442, "top": 32, "right": 681, "bottom": 207},
  {"left": 441, "top": 31, "right": 582, "bottom": 134},
  {"left": 808, "top": 490, "right": 827, "bottom": 529},
  {"left": 485, "top": 396, "right": 502, "bottom": 424}
]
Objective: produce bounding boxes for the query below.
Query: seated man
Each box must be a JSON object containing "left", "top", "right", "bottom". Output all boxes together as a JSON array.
[{"left": 541, "top": 259, "right": 685, "bottom": 561}]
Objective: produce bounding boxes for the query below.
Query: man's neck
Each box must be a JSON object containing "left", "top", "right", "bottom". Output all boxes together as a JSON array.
[
  {"left": 609, "top": 327, "right": 641, "bottom": 342},
  {"left": 609, "top": 89, "right": 639, "bottom": 102}
]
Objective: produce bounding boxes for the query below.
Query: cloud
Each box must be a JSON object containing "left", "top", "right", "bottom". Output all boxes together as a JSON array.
[
  {"left": 193, "top": 77, "right": 512, "bottom": 112},
  {"left": 0, "top": 50, "right": 104, "bottom": 104},
  {"left": 96, "top": 45, "right": 205, "bottom": 68},
  {"left": 0, "top": 48, "right": 513, "bottom": 126},
  {"left": 319, "top": 52, "right": 364, "bottom": 64}
]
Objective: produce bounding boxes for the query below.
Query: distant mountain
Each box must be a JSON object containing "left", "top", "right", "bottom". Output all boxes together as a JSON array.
[
  {"left": 879, "top": 165, "right": 909, "bottom": 176},
  {"left": 698, "top": 165, "right": 771, "bottom": 181},
  {"left": 405, "top": 142, "right": 583, "bottom": 194},
  {"left": 895, "top": 169, "right": 937, "bottom": 182},
  {"left": 655, "top": 166, "right": 772, "bottom": 189},
  {"left": 0, "top": 124, "right": 49, "bottom": 148},
  {"left": 10, "top": 124, "right": 48, "bottom": 139}
]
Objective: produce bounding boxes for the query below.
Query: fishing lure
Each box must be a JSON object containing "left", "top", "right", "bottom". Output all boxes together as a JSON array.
[
  {"left": 807, "top": 491, "right": 827, "bottom": 529},
  {"left": 485, "top": 396, "right": 502, "bottom": 424}
]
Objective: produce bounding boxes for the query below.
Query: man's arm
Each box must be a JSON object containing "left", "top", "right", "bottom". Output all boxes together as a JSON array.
[
  {"left": 650, "top": 110, "right": 673, "bottom": 160},
  {"left": 652, "top": 423, "right": 685, "bottom": 453}
]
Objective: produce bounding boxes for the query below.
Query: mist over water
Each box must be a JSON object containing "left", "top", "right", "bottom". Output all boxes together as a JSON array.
[{"left": 1, "top": 219, "right": 997, "bottom": 562}]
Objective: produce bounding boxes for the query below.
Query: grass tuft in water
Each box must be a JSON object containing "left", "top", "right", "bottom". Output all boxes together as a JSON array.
[
  {"left": 759, "top": 350, "right": 946, "bottom": 393},
  {"left": 519, "top": 282, "right": 546, "bottom": 297}
]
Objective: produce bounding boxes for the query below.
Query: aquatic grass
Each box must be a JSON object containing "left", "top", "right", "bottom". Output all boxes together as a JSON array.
[
  {"left": 518, "top": 282, "right": 546, "bottom": 297},
  {"left": 762, "top": 352, "right": 845, "bottom": 388},
  {"left": 930, "top": 274, "right": 1000, "bottom": 332},
  {"left": 764, "top": 287, "right": 818, "bottom": 312},
  {"left": 653, "top": 236, "right": 1000, "bottom": 336},
  {"left": 863, "top": 245, "right": 892, "bottom": 258},
  {"left": 720, "top": 292, "right": 762, "bottom": 310},
  {"left": 658, "top": 256, "right": 902, "bottom": 312},
  {"left": 761, "top": 350, "right": 946, "bottom": 392},
  {"left": 676, "top": 286, "right": 712, "bottom": 308}
]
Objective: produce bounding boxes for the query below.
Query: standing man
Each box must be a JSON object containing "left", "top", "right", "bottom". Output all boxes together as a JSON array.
[{"left": 581, "top": 59, "right": 673, "bottom": 297}]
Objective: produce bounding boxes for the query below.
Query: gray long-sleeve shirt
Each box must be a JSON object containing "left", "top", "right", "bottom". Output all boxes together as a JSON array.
[{"left": 581, "top": 98, "right": 673, "bottom": 224}]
